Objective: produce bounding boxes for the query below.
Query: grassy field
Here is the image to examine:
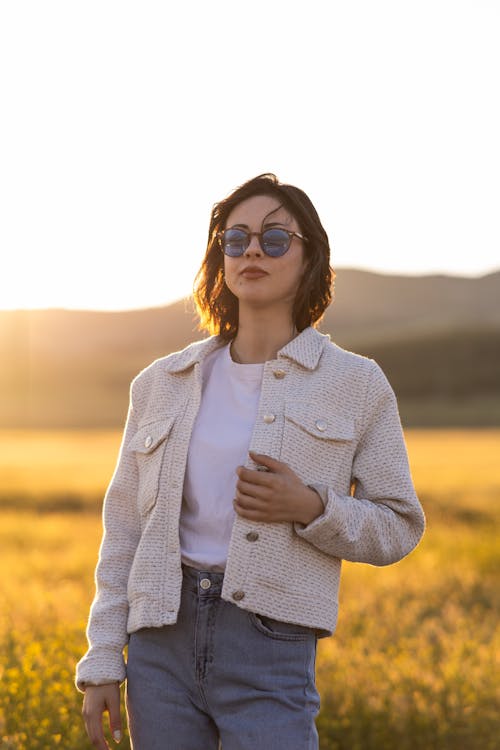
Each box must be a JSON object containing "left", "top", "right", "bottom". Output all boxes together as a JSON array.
[{"left": 0, "top": 429, "right": 499, "bottom": 749}]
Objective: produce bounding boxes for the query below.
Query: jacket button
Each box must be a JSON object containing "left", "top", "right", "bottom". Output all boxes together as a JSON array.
[
  {"left": 273, "top": 369, "right": 286, "bottom": 379},
  {"left": 263, "top": 414, "right": 275, "bottom": 424},
  {"left": 144, "top": 436, "right": 153, "bottom": 448},
  {"left": 232, "top": 590, "right": 245, "bottom": 601},
  {"left": 315, "top": 420, "right": 327, "bottom": 432},
  {"left": 246, "top": 531, "right": 259, "bottom": 542}
]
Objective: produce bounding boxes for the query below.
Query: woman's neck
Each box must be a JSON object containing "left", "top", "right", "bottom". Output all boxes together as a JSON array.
[{"left": 230, "top": 311, "right": 297, "bottom": 364}]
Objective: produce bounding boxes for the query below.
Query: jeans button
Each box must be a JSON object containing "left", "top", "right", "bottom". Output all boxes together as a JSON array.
[{"left": 200, "top": 578, "right": 211, "bottom": 590}]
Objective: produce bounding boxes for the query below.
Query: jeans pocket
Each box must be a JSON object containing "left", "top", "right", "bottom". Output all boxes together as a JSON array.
[{"left": 249, "top": 612, "right": 314, "bottom": 642}]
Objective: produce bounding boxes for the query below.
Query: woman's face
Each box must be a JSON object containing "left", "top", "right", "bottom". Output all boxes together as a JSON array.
[{"left": 222, "top": 194, "right": 307, "bottom": 318}]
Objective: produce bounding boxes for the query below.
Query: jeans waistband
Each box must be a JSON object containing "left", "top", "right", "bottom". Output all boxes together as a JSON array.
[{"left": 182, "top": 563, "right": 224, "bottom": 595}]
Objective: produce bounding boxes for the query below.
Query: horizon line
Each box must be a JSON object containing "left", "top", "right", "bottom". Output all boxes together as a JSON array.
[{"left": 2, "top": 265, "right": 499, "bottom": 315}]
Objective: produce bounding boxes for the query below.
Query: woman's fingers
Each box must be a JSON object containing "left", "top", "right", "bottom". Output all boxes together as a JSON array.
[
  {"left": 106, "top": 685, "right": 122, "bottom": 743},
  {"left": 234, "top": 490, "right": 267, "bottom": 510},
  {"left": 234, "top": 489, "right": 289, "bottom": 522},
  {"left": 82, "top": 684, "right": 121, "bottom": 750},
  {"left": 236, "top": 465, "right": 273, "bottom": 486},
  {"left": 234, "top": 497, "right": 278, "bottom": 521},
  {"left": 248, "top": 451, "right": 287, "bottom": 472},
  {"left": 236, "top": 477, "right": 271, "bottom": 499},
  {"left": 235, "top": 454, "right": 313, "bottom": 522},
  {"left": 83, "top": 702, "right": 109, "bottom": 750}
]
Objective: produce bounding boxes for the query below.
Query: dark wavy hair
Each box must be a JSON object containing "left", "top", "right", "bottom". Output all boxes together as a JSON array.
[{"left": 193, "top": 173, "right": 334, "bottom": 339}]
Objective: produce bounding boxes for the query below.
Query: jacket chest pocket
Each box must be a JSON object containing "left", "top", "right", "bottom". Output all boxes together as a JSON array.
[
  {"left": 128, "top": 417, "right": 176, "bottom": 515},
  {"left": 281, "top": 401, "right": 355, "bottom": 487}
]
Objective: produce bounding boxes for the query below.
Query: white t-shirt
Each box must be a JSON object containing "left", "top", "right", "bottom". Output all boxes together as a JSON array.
[{"left": 180, "top": 343, "right": 264, "bottom": 570}]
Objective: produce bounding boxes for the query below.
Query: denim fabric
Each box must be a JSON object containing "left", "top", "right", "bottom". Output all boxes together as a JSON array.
[{"left": 126, "top": 565, "right": 320, "bottom": 749}]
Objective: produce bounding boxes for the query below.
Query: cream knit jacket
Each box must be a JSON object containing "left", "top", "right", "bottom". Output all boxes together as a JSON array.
[{"left": 76, "top": 327, "right": 425, "bottom": 690}]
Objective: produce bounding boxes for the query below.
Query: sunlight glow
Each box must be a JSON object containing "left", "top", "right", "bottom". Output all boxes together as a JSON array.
[{"left": 1, "top": 1, "right": 499, "bottom": 311}]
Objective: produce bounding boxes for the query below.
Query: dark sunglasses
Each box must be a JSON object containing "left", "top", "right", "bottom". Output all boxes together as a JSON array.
[{"left": 217, "top": 227, "right": 308, "bottom": 258}]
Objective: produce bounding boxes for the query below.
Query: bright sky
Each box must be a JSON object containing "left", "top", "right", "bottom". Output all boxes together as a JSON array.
[{"left": 1, "top": 0, "right": 499, "bottom": 311}]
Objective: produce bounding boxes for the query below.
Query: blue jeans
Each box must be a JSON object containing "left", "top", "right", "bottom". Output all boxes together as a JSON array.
[{"left": 126, "top": 565, "right": 320, "bottom": 749}]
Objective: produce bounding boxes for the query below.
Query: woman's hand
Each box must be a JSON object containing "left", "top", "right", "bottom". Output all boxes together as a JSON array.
[
  {"left": 82, "top": 683, "right": 122, "bottom": 749},
  {"left": 234, "top": 451, "right": 324, "bottom": 526}
]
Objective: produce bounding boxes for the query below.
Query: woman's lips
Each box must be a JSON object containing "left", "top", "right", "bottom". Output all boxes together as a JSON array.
[{"left": 240, "top": 266, "right": 268, "bottom": 279}]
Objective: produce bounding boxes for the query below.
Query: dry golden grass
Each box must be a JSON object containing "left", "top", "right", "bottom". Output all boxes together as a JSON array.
[
  {"left": 405, "top": 428, "right": 500, "bottom": 495},
  {"left": 0, "top": 429, "right": 499, "bottom": 749},
  {"left": 0, "top": 429, "right": 121, "bottom": 502}
]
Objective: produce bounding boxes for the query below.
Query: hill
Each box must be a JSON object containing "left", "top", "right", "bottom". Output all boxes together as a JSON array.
[
  {"left": 326, "top": 268, "right": 500, "bottom": 345},
  {"left": 1, "top": 269, "right": 499, "bottom": 427}
]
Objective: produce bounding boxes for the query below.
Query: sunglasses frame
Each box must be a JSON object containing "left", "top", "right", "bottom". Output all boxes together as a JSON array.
[{"left": 217, "top": 228, "right": 308, "bottom": 257}]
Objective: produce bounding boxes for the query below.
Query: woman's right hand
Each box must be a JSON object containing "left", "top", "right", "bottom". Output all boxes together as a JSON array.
[{"left": 82, "top": 682, "right": 122, "bottom": 749}]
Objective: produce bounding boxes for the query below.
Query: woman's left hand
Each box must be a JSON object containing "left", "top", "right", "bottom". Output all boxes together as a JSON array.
[{"left": 234, "top": 451, "right": 324, "bottom": 526}]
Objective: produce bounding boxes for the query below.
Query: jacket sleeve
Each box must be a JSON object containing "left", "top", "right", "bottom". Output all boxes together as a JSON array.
[
  {"left": 75, "top": 382, "right": 141, "bottom": 691},
  {"left": 294, "top": 361, "right": 425, "bottom": 565}
]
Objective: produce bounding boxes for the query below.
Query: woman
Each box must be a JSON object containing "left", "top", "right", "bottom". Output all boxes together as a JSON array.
[{"left": 77, "top": 173, "right": 425, "bottom": 750}]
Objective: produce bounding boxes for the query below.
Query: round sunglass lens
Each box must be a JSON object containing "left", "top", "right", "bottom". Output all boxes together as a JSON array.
[
  {"left": 262, "top": 229, "right": 290, "bottom": 257},
  {"left": 223, "top": 229, "right": 248, "bottom": 256}
]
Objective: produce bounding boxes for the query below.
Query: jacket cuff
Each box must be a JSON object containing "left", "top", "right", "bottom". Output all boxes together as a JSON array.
[
  {"left": 293, "top": 483, "right": 342, "bottom": 539},
  {"left": 75, "top": 649, "right": 127, "bottom": 693}
]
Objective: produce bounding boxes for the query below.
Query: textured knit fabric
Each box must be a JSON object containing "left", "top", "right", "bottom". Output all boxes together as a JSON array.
[
  {"left": 76, "top": 326, "right": 425, "bottom": 690},
  {"left": 180, "top": 343, "right": 264, "bottom": 570}
]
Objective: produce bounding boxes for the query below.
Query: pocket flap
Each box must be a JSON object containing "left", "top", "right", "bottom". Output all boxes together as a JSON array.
[
  {"left": 128, "top": 417, "right": 175, "bottom": 454},
  {"left": 284, "top": 402, "right": 354, "bottom": 441}
]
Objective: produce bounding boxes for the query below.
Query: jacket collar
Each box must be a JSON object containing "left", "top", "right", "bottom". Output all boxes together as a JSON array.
[
  {"left": 164, "top": 326, "right": 330, "bottom": 374},
  {"left": 278, "top": 327, "right": 330, "bottom": 370},
  {"left": 164, "top": 336, "right": 223, "bottom": 373}
]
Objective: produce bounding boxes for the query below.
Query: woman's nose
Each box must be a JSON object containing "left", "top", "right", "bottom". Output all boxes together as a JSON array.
[{"left": 243, "top": 234, "right": 263, "bottom": 257}]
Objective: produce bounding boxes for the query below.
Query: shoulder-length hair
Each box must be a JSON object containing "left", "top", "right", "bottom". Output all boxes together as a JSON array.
[{"left": 193, "top": 173, "right": 334, "bottom": 339}]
